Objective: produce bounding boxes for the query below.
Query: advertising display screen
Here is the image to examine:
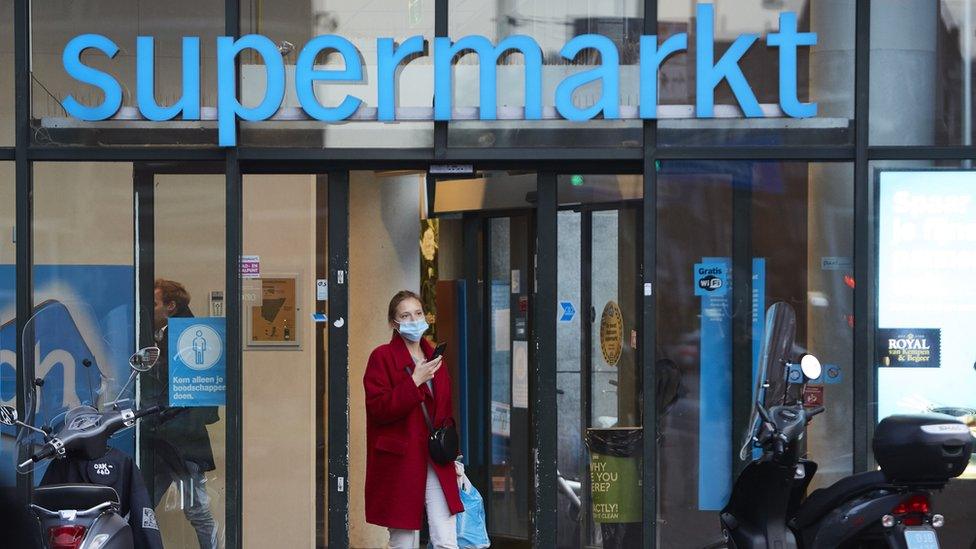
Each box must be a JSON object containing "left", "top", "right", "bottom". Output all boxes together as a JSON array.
[{"left": 877, "top": 171, "right": 976, "bottom": 475}]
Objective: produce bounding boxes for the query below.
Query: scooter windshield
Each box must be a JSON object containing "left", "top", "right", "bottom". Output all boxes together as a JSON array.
[
  {"left": 739, "top": 301, "right": 797, "bottom": 460},
  {"left": 16, "top": 300, "right": 132, "bottom": 473}
]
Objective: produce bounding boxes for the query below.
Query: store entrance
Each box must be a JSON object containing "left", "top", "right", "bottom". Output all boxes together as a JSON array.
[
  {"left": 129, "top": 165, "right": 648, "bottom": 548},
  {"left": 429, "top": 172, "right": 646, "bottom": 549}
]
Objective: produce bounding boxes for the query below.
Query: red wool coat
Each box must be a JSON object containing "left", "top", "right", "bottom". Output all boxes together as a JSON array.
[{"left": 363, "top": 333, "right": 464, "bottom": 530}]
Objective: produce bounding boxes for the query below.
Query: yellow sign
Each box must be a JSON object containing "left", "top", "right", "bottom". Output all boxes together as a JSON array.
[{"left": 600, "top": 301, "right": 623, "bottom": 366}]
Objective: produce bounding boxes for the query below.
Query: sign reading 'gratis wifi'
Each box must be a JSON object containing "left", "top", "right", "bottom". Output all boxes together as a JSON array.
[{"left": 60, "top": 4, "right": 817, "bottom": 146}]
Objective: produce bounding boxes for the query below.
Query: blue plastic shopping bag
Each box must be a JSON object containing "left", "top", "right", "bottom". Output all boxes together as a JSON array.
[{"left": 456, "top": 474, "right": 490, "bottom": 548}]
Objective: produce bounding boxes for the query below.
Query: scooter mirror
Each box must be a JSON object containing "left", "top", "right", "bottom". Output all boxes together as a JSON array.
[
  {"left": 0, "top": 404, "right": 17, "bottom": 426},
  {"left": 800, "top": 354, "right": 822, "bottom": 380},
  {"left": 129, "top": 346, "right": 160, "bottom": 373}
]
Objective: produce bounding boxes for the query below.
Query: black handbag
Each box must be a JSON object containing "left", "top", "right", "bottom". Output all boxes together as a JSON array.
[{"left": 405, "top": 366, "right": 459, "bottom": 465}]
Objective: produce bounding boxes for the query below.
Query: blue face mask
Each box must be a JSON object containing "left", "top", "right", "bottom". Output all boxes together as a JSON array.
[{"left": 396, "top": 318, "right": 429, "bottom": 342}]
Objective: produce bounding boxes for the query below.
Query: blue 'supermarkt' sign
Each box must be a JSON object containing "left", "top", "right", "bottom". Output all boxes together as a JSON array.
[{"left": 61, "top": 4, "right": 816, "bottom": 146}]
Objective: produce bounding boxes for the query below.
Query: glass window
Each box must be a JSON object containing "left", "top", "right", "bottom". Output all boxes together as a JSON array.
[
  {"left": 147, "top": 171, "right": 227, "bottom": 549},
  {"left": 242, "top": 173, "right": 326, "bottom": 546},
  {"left": 0, "top": 0, "right": 13, "bottom": 146},
  {"left": 558, "top": 173, "right": 642, "bottom": 206},
  {"left": 0, "top": 163, "right": 14, "bottom": 489},
  {"left": 448, "top": 0, "right": 643, "bottom": 148},
  {"left": 871, "top": 160, "right": 976, "bottom": 547},
  {"left": 31, "top": 164, "right": 229, "bottom": 548},
  {"left": 30, "top": 1, "right": 224, "bottom": 146},
  {"left": 30, "top": 162, "right": 136, "bottom": 491},
  {"left": 870, "top": 1, "right": 976, "bottom": 145},
  {"left": 658, "top": 1, "right": 854, "bottom": 146},
  {"left": 239, "top": 0, "right": 435, "bottom": 147},
  {"left": 656, "top": 160, "right": 853, "bottom": 547}
]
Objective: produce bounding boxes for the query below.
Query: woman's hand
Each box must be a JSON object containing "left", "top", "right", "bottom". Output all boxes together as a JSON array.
[
  {"left": 411, "top": 356, "right": 443, "bottom": 386},
  {"left": 455, "top": 460, "right": 465, "bottom": 487}
]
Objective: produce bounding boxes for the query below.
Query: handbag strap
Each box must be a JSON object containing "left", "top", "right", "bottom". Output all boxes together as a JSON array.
[{"left": 405, "top": 366, "right": 435, "bottom": 433}]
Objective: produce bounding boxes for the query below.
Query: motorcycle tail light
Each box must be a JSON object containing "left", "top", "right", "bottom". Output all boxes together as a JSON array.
[
  {"left": 892, "top": 493, "right": 930, "bottom": 526},
  {"left": 48, "top": 525, "right": 87, "bottom": 549}
]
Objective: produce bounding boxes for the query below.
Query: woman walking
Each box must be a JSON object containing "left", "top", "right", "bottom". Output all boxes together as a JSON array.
[{"left": 364, "top": 290, "right": 464, "bottom": 548}]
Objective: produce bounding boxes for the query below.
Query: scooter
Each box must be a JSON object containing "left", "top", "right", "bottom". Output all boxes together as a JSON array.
[
  {"left": 721, "top": 301, "right": 973, "bottom": 549},
  {"left": 1, "top": 346, "right": 164, "bottom": 549}
]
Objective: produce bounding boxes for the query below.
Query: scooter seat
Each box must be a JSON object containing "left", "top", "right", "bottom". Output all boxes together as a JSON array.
[
  {"left": 33, "top": 484, "right": 120, "bottom": 512},
  {"left": 793, "top": 470, "right": 889, "bottom": 529}
]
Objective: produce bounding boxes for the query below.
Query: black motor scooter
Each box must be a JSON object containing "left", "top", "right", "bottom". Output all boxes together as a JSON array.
[
  {"left": 2, "top": 344, "right": 164, "bottom": 549},
  {"left": 721, "top": 301, "right": 973, "bottom": 549}
]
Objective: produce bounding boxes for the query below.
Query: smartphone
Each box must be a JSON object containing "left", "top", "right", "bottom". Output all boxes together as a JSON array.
[{"left": 431, "top": 342, "right": 448, "bottom": 360}]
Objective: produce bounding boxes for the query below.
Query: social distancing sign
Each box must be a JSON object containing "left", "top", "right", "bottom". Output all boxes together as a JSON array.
[{"left": 168, "top": 317, "right": 226, "bottom": 407}]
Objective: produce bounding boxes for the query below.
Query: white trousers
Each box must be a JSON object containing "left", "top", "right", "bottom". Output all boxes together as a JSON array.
[{"left": 388, "top": 463, "right": 458, "bottom": 549}]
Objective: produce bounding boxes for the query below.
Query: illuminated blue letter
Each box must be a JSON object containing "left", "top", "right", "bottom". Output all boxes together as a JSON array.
[
  {"left": 434, "top": 35, "right": 543, "bottom": 120},
  {"left": 767, "top": 12, "right": 817, "bottom": 118},
  {"left": 136, "top": 36, "right": 201, "bottom": 120},
  {"left": 696, "top": 4, "right": 761, "bottom": 117},
  {"left": 296, "top": 35, "right": 363, "bottom": 122},
  {"left": 62, "top": 34, "right": 122, "bottom": 121},
  {"left": 639, "top": 33, "right": 687, "bottom": 119},
  {"left": 555, "top": 35, "right": 619, "bottom": 121},
  {"left": 217, "top": 34, "right": 285, "bottom": 147},
  {"left": 378, "top": 36, "right": 426, "bottom": 121}
]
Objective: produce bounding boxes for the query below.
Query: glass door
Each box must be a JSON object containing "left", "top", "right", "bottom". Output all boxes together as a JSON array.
[{"left": 556, "top": 174, "right": 644, "bottom": 549}]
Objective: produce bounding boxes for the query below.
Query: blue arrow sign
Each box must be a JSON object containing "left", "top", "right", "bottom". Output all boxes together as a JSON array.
[{"left": 559, "top": 301, "right": 576, "bottom": 322}]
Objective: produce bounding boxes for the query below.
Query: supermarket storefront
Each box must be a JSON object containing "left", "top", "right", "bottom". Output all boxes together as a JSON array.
[{"left": 2, "top": 1, "right": 976, "bottom": 548}]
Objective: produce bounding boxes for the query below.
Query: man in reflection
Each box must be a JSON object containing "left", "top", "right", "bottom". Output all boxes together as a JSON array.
[{"left": 143, "top": 279, "right": 220, "bottom": 549}]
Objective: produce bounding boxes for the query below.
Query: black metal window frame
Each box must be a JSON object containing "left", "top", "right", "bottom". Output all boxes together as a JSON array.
[{"left": 8, "top": 1, "right": 976, "bottom": 548}]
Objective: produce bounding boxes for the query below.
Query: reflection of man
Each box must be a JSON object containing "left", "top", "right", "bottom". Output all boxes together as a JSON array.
[{"left": 143, "top": 279, "right": 219, "bottom": 549}]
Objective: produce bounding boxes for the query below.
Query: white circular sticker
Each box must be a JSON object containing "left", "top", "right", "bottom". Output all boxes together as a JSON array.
[{"left": 176, "top": 324, "right": 223, "bottom": 371}]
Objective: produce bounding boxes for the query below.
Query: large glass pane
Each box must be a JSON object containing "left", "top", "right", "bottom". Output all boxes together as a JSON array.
[
  {"left": 30, "top": 162, "right": 143, "bottom": 514},
  {"left": 486, "top": 215, "right": 532, "bottom": 542},
  {"left": 558, "top": 174, "right": 642, "bottom": 206},
  {"left": 144, "top": 172, "right": 226, "bottom": 549},
  {"left": 656, "top": 161, "right": 854, "bottom": 547},
  {"left": 0, "top": 164, "right": 15, "bottom": 489},
  {"left": 658, "top": 1, "right": 854, "bottom": 146},
  {"left": 871, "top": 1, "right": 976, "bottom": 145},
  {"left": 30, "top": 1, "right": 224, "bottom": 146},
  {"left": 448, "top": 0, "right": 643, "bottom": 148},
  {"left": 872, "top": 160, "right": 976, "bottom": 547},
  {"left": 555, "top": 210, "right": 583, "bottom": 549},
  {"left": 589, "top": 208, "right": 642, "bottom": 547},
  {"left": 0, "top": 0, "right": 13, "bottom": 145},
  {"left": 239, "top": 1, "right": 434, "bottom": 147},
  {"left": 556, "top": 177, "right": 644, "bottom": 548},
  {"left": 241, "top": 174, "right": 325, "bottom": 546}
]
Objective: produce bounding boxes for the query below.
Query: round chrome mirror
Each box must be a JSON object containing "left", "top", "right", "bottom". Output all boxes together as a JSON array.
[
  {"left": 129, "top": 346, "right": 160, "bottom": 372},
  {"left": 800, "top": 354, "right": 823, "bottom": 380},
  {"left": 0, "top": 404, "right": 17, "bottom": 426}
]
